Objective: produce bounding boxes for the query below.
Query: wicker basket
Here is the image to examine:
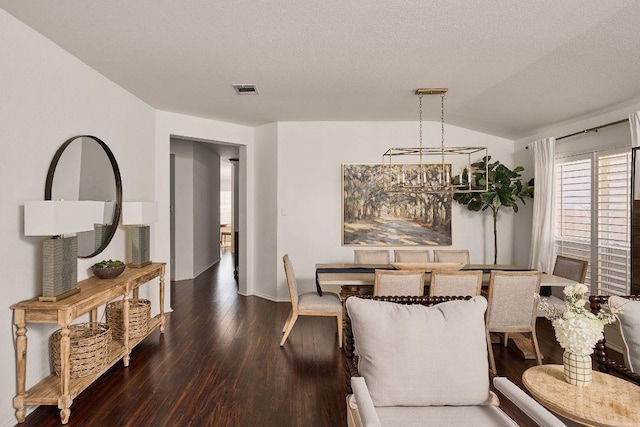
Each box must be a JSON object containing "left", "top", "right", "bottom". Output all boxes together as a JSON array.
[
  {"left": 106, "top": 298, "right": 151, "bottom": 340},
  {"left": 50, "top": 322, "right": 111, "bottom": 378}
]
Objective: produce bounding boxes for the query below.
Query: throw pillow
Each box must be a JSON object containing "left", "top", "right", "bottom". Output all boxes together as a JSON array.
[{"left": 346, "top": 296, "right": 490, "bottom": 407}]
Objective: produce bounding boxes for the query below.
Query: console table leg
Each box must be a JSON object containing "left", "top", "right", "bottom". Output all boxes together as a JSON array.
[
  {"left": 58, "top": 394, "right": 72, "bottom": 424},
  {"left": 159, "top": 273, "right": 165, "bottom": 333},
  {"left": 13, "top": 310, "right": 27, "bottom": 423},
  {"left": 123, "top": 293, "right": 130, "bottom": 367}
]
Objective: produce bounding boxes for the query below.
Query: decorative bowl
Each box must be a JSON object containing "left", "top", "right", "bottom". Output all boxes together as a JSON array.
[
  {"left": 391, "top": 262, "right": 465, "bottom": 272},
  {"left": 92, "top": 260, "right": 126, "bottom": 279}
]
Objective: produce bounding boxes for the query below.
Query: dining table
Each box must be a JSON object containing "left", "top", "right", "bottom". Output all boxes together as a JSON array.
[{"left": 316, "top": 262, "right": 579, "bottom": 361}]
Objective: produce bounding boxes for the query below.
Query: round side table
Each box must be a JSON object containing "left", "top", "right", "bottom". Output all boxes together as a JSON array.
[{"left": 522, "top": 364, "right": 640, "bottom": 427}]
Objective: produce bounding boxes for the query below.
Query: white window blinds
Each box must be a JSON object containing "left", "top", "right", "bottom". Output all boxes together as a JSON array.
[{"left": 555, "top": 150, "right": 631, "bottom": 295}]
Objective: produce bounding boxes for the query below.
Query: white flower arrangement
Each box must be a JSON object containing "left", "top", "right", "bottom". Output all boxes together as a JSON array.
[{"left": 537, "top": 284, "right": 621, "bottom": 355}]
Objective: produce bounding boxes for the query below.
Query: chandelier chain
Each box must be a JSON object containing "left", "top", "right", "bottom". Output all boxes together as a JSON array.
[{"left": 440, "top": 93, "right": 445, "bottom": 149}]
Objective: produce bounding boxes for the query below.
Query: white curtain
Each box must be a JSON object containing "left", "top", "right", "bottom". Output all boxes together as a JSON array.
[
  {"left": 630, "top": 111, "right": 640, "bottom": 147},
  {"left": 529, "top": 137, "right": 556, "bottom": 272}
]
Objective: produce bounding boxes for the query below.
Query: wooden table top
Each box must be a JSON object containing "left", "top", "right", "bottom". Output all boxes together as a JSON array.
[{"left": 522, "top": 364, "right": 640, "bottom": 427}]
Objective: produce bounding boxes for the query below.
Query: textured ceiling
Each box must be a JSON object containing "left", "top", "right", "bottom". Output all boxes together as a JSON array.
[{"left": 2, "top": 0, "right": 640, "bottom": 139}]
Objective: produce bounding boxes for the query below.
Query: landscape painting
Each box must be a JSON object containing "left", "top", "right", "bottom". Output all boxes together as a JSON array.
[{"left": 342, "top": 163, "right": 452, "bottom": 246}]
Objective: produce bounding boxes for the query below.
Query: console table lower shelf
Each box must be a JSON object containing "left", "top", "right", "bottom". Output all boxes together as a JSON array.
[{"left": 11, "top": 262, "right": 166, "bottom": 424}]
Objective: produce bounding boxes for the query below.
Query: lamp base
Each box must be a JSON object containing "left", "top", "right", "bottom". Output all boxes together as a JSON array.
[
  {"left": 42, "top": 235, "right": 78, "bottom": 300},
  {"left": 39, "top": 287, "right": 80, "bottom": 302},
  {"left": 129, "top": 225, "right": 151, "bottom": 268}
]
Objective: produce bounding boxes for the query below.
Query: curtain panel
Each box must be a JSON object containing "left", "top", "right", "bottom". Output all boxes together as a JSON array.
[{"left": 529, "top": 137, "right": 556, "bottom": 273}]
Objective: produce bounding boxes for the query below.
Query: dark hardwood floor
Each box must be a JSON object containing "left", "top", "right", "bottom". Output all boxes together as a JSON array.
[{"left": 20, "top": 251, "right": 570, "bottom": 426}]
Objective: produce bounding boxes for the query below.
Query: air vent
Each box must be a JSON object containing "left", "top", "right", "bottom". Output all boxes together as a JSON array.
[{"left": 232, "top": 84, "right": 259, "bottom": 95}]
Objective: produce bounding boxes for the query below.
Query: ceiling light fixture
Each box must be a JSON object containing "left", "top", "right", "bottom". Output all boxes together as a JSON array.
[{"left": 382, "top": 88, "right": 488, "bottom": 193}]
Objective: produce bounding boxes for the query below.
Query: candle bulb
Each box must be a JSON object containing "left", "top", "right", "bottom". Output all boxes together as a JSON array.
[
  {"left": 423, "top": 172, "right": 427, "bottom": 184},
  {"left": 397, "top": 174, "right": 400, "bottom": 184}
]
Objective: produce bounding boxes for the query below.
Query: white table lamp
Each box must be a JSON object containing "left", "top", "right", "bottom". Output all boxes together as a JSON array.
[
  {"left": 24, "top": 200, "right": 105, "bottom": 301},
  {"left": 122, "top": 202, "right": 157, "bottom": 268}
]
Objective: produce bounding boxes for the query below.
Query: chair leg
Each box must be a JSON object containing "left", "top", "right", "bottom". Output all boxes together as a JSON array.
[
  {"left": 337, "top": 313, "right": 343, "bottom": 348},
  {"left": 280, "top": 314, "right": 298, "bottom": 346},
  {"left": 503, "top": 333, "right": 509, "bottom": 347},
  {"left": 486, "top": 329, "right": 497, "bottom": 375},
  {"left": 531, "top": 330, "right": 543, "bottom": 366},
  {"left": 282, "top": 309, "right": 294, "bottom": 333}
]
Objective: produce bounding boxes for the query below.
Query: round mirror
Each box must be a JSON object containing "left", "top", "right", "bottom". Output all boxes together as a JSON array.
[{"left": 45, "top": 135, "right": 122, "bottom": 258}]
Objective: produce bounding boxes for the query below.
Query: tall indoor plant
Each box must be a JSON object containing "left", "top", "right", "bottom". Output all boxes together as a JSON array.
[{"left": 453, "top": 156, "right": 534, "bottom": 264}]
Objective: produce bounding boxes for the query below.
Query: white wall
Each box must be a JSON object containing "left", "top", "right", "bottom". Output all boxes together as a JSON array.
[
  {"left": 276, "top": 121, "right": 515, "bottom": 298},
  {"left": 0, "top": 9, "right": 156, "bottom": 426},
  {"left": 193, "top": 143, "right": 221, "bottom": 276},
  {"left": 170, "top": 139, "right": 195, "bottom": 280},
  {"left": 253, "top": 124, "right": 279, "bottom": 299}
]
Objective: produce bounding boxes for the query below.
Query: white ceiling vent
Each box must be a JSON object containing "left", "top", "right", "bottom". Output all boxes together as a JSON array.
[{"left": 232, "top": 84, "right": 258, "bottom": 95}]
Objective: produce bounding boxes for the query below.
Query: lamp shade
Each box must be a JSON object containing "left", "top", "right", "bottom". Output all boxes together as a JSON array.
[
  {"left": 122, "top": 202, "right": 158, "bottom": 225},
  {"left": 24, "top": 201, "right": 105, "bottom": 236},
  {"left": 102, "top": 201, "right": 117, "bottom": 224}
]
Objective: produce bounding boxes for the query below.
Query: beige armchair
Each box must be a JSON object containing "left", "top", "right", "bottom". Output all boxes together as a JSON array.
[
  {"left": 344, "top": 295, "right": 565, "bottom": 427},
  {"left": 354, "top": 250, "right": 390, "bottom": 264},
  {"left": 590, "top": 294, "right": 640, "bottom": 385},
  {"left": 433, "top": 249, "right": 470, "bottom": 264},
  {"left": 485, "top": 271, "right": 543, "bottom": 374},
  {"left": 393, "top": 249, "right": 430, "bottom": 263},
  {"left": 373, "top": 269, "right": 425, "bottom": 296},
  {"left": 280, "top": 254, "right": 343, "bottom": 348},
  {"left": 429, "top": 270, "right": 483, "bottom": 297}
]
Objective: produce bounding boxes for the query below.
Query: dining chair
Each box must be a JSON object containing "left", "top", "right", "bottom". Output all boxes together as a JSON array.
[
  {"left": 373, "top": 269, "right": 425, "bottom": 296},
  {"left": 433, "top": 249, "right": 470, "bottom": 264},
  {"left": 354, "top": 249, "right": 390, "bottom": 264},
  {"left": 393, "top": 249, "right": 431, "bottom": 263},
  {"left": 485, "top": 270, "right": 542, "bottom": 374},
  {"left": 429, "top": 270, "right": 483, "bottom": 297},
  {"left": 280, "top": 254, "right": 343, "bottom": 348},
  {"left": 553, "top": 255, "right": 588, "bottom": 283}
]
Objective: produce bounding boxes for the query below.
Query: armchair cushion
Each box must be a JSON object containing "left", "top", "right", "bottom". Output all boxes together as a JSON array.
[
  {"left": 609, "top": 296, "right": 640, "bottom": 372},
  {"left": 346, "top": 296, "right": 490, "bottom": 407}
]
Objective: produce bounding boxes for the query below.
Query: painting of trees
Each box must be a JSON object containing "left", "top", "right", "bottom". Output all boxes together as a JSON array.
[{"left": 343, "top": 164, "right": 452, "bottom": 245}]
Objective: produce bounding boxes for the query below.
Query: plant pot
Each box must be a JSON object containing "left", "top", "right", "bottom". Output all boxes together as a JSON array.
[
  {"left": 562, "top": 351, "right": 592, "bottom": 386},
  {"left": 92, "top": 265, "right": 125, "bottom": 279}
]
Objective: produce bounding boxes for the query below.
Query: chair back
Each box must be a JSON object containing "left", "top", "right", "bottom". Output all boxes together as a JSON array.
[
  {"left": 394, "top": 249, "right": 431, "bottom": 263},
  {"left": 374, "top": 269, "right": 425, "bottom": 296},
  {"left": 429, "top": 270, "right": 483, "bottom": 297},
  {"left": 486, "top": 271, "right": 541, "bottom": 331},
  {"left": 354, "top": 249, "right": 390, "bottom": 264},
  {"left": 283, "top": 254, "right": 299, "bottom": 307},
  {"left": 433, "top": 249, "right": 470, "bottom": 264},
  {"left": 553, "top": 255, "right": 588, "bottom": 283}
]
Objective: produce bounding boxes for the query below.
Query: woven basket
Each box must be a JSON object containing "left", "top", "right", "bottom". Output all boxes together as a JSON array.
[
  {"left": 50, "top": 322, "right": 111, "bottom": 378},
  {"left": 106, "top": 298, "right": 151, "bottom": 340}
]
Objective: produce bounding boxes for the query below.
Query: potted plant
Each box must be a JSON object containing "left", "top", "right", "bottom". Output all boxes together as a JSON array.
[
  {"left": 91, "top": 259, "right": 126, "bottom": 279},
  {"left": 453, "top": 156, "right": 534, "bottom": 264}
]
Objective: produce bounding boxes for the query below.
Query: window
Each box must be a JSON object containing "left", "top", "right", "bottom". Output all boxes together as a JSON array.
[
  {"left": 220, "top": 190, "right": 232, "bottom": 225},
  {"left": 555, "top": 150, "right": 631, "bottom": 295}
]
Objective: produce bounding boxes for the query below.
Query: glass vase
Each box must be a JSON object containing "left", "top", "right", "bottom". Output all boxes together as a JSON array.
[{"left": 562, "top": 351, "right": 592, "bottom": 386}]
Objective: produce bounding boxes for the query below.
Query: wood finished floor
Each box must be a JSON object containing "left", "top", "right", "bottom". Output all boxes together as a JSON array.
[{"left": 19, "top": 251, "right": 570, "bottom": 427}]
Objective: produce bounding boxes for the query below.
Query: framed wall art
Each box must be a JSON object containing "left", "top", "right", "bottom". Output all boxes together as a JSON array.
[{"left": 342, "top": 163, "right": 452, "bottom": 246}]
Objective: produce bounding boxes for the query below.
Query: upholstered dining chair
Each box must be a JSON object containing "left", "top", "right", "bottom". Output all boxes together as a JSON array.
[
  {"left": 429, "top": 270, "right": 483, "bottom": 297},
  {"left": 433, "top": 249, "right": 470, "bottom": 264},
  {"left": 553, "top": 255, "right": 588, "bottom": 283},
  {"left": 354, "top": 249, "right": 390, "bottom": 264},
  {"left": 485, "top": 270, "right": 543, "bottom": 374},
  {"left": 280, "top": 254, "right": 343, "bottom": 348},
  {"left": 393, "top": 249, "right": 431, "bottom": 263},
  {"left": 373, "top": 269, "right": 425, "bottom": 296}
]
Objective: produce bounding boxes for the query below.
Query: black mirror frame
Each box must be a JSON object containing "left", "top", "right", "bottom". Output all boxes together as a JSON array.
[{"left": 44, "top": 135, "right": 122, "bottom": 258}]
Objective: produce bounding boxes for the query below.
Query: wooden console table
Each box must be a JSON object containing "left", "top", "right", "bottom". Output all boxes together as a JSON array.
[
  {"left": 11, "top": 262, "right": 166, "bottom": 424},
  {"left": 523, "top": 364, "right": 640, "bottom": 426}
]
